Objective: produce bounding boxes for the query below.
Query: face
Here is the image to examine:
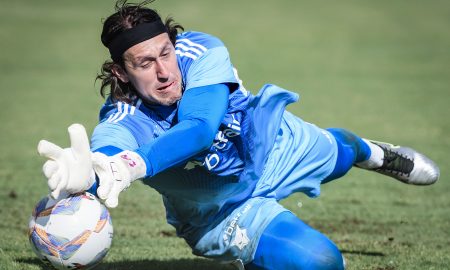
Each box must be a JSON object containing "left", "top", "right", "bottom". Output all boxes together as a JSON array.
[{"left": 114, "top": 33, "right": 182, "bottom": 106}]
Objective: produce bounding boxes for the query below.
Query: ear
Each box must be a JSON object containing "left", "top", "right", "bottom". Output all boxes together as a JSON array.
[{"left": 111, "top": 64, "right": 130, "bottom": 83}]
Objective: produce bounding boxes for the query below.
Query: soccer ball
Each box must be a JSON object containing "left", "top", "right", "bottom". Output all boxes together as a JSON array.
[{"left": 28, "top": 192, "right": 113, "bottom": 270}]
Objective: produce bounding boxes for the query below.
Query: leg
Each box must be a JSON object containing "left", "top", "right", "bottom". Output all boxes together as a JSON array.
[
  {"left": 323, "top": 128, "right": 372, "bottom": 182},
  {"left": 325, "top": 128, "right": 439, "bottom": 185},
  {"left": 246, "top": 212, "right": 345, "bottom": 270}
]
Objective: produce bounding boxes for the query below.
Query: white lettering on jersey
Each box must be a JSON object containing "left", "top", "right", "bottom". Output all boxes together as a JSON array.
[
  {"left": 201, "top": 113, "right": 243, "bottom": 171},
  {"left": 213, "top": 131, "right": 229, "bottom": 150},
  {"left": 204, "top": 153, "right": 220, "bottom": 170},
  {"left": 223, "top": 203, "right": 252, "bottom": 246},
  {"left": 223, "top": 114, "right": 241, "bottom": 137}
]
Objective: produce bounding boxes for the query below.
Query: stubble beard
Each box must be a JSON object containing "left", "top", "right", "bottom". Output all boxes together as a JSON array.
[
  {"left": 145, "top": 84, "right": 182, "bottom": 106},
  {"left": 159, "top": 92, "right": 182, "bottom": 106}
]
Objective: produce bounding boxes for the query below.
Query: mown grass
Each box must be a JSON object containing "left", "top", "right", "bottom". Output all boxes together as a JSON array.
[{"left": 1, "top": 0, "right": 449, "bottom": 269}]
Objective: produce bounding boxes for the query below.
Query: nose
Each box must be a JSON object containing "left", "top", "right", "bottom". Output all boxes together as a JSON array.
[{"left": 156, "top": 60, "right": 169, "bottom": 82}]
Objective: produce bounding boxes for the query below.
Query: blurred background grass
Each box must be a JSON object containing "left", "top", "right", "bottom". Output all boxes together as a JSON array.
[{"left": 0, "top": 0, "right": 449, "bottom": 269}]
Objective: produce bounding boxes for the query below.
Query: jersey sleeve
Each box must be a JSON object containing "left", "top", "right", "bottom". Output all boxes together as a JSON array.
[
  {"left": 176, "top": 32, "right": 239, "bottom": 91},
  {"left": 91, "top": 122, "right": 139, "bottom": 152},
  {"left": 91, "top": 101, "right": 155, "bottom": 152},
  {"left": 185, "top": 47, "right": 238, "bottom": 90},
  {"left": 135, "top": 84, "right": 229, "bottom": 177}
]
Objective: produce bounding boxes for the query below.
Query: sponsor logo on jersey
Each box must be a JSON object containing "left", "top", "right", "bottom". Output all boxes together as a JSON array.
[{"left": 203, "top": 113, "right": 242, "bottom": 171}]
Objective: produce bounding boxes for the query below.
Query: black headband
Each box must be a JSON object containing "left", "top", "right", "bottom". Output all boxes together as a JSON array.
[{"left": 108, "top": 20, "right": 167, "bottom": 62}]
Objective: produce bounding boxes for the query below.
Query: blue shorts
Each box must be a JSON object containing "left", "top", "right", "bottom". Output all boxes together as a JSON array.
[
  {"left": 252, "top": 111, "right": 337, "bottom": 200},
  {"left": 190, "top": 111, "right": 338, "bottom": 264}
]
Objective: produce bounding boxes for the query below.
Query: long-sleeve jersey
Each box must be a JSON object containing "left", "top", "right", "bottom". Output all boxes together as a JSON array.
[{"left": 91, "top": 31, "right": 298, "bottom": 238}]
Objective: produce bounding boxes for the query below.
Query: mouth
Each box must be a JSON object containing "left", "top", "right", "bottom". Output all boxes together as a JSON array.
[{"left": 157, "top": 81, "right": 176, "bottom": 91}]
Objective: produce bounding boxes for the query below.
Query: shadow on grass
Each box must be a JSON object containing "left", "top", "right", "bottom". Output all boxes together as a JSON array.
[
  {"left": 17, "top": 257, "right": 235, "bottom": 270},
  {"left": 17, "top": 251, "right": 384, "bottom": 269},
  {"left": 341, "top": 249, "right": 385, "bottom": 257}
]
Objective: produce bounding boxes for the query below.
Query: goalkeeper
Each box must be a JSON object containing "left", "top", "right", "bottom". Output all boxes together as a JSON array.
[{"left": 37, "top": 1, "right": 440, "bottom": 269}]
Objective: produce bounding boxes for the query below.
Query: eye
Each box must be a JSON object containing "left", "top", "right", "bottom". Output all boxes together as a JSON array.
[
  {"left": 140, "top": 61, "right": 152, "bottom": 68},
  {"left": 161, "top": 50, "right": 171, "bottom": 58}
]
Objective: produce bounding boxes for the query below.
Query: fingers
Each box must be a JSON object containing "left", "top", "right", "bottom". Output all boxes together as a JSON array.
[
  {"left": 97, "top": 179, "right": 113, "bottom": 201},
  {"left": 38, "top": 124, "right": 90, "bottom": 160},
  {"left": 105, "top": 194, "right": 119, "bottom": 208},
  {"left": 92, "top": 153, "right": 111, "bottom": 200},
  {"left": 92, "top": 152, "right": 121, "bottom": 208},
  {"left": 38, "top": 140, "right": 63, "bottom": 160},
  {"left": 39, "top": 140, "right": 64, "bottom": 199},
  {"left": 98, "top": 178, "right": 120, "bottom": 208},
  {"left": 43, "top": 160, "right": 58, "bottom": 179},
  {"left": 104, "top": 181, "right": 121, "bottom": 208},
  {"left": 51, "top": 188, "right": 60, "bottom": 200},
  {"left": 50, "top": 177, "right": 66, "bottom": 199},
  {"left": 39, "top": 123, "right": 92, "bottom": 200},
  {"left": 47, "top": 170, "right": 62, "bottom": 191},
  {"left": 68, "top": 124, "right": 91, "bottom": 159}
]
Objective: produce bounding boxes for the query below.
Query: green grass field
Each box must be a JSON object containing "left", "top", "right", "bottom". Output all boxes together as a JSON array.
[{"left": 1, "top": 0, "right": 449, "bottom": 269}]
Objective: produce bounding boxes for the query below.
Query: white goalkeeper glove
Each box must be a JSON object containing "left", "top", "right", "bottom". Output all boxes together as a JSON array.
[
  {"left": 92, "top": 150, "right": 146, "bottom": 208},
  {"left": 37, "top": 124, "right": 95, "bottom": 199}
]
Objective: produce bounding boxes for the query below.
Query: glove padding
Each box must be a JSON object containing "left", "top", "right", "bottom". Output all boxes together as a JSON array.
[
  {"left": 37, "top": 124, "right": 95, "bottom": 199},
  {"left": 92, "top": 150, "right": 146, "bottom": 208}
]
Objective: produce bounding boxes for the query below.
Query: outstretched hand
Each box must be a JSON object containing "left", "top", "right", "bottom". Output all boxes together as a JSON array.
[
  {"left": 92, "top": 150, "right": 146, "bottom": 208},
  {"left": 37, "top": 124, "right": 95, "bottom": 199}
]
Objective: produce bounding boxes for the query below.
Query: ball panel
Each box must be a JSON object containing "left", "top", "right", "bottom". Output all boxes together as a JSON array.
[
  {"left": 65, "top": 210, "right": 113, "bottom": 268},
  {"left": 29, "top": 192, "right": 113, "bottom": 270},
  {"left": 59, "top": 230, "right": 92, "bottom": 260},
  {"left": 29, "top": 227, "right": 65, "bottom": 270},
  {"left": 30, "top": 227, "right": 59, "bottom": 258},
  {"left": 51, "top": 195, "right": 83, "bottom": 216},
  {"left": 47, "top": 233, "right": 70, "bottom": 247},
  {"left": 32, "top": 196, "right": 49, "bottom": 217},
  {"left": 94, "top": 205, "right": 110, "bottom": 233}
]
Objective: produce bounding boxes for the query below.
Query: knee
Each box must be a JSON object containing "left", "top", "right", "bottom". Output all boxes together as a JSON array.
[
  {"left": 325, "top": 132, "right": 356, "bottom": 181},
  {"left": 327, "top": 128, "right": 357, "bottom": 145},
  {"left": 246, "top": 247, "right": 345, "bottom": 270},
  {"left": 305, "top": 240, "right": 345, "bottom": 270},
  {"left": 294, "top": 220, "right": 345, "bottom": 270}
]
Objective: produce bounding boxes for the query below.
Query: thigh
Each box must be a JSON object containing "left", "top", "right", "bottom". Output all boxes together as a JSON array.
[
  {"left": 246, "top": 211, "right": 345, "bottom": 270},
  {"left": 190, "top": 197, "right": 288, "bottom": 265},
  {"left": 253, "top": 111, "right": 338, "bottom": 200}
]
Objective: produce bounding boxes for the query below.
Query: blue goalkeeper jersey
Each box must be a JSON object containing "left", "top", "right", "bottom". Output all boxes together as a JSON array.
[{"left": 91, "top": 31, "right": 298, "bottom": 237}]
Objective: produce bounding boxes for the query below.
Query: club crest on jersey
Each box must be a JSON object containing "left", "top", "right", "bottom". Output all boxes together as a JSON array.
[
  {"left": 231, "top": 225, "right": 249, "bottom": 250},
  {"left": 223, "top": 203, "right": 252, "bottom": 250}
]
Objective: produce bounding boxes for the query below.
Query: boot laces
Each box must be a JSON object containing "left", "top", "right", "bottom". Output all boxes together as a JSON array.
[{"left": 378, "top": 146, "right": 414, "bottom": 176}]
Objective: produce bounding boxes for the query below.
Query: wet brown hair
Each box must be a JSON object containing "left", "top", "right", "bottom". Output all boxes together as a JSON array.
[{"left": 96, "top": 0, "right": 184, "bottom": 103}]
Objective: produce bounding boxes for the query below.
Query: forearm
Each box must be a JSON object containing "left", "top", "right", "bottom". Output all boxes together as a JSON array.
[
  {"left": 87, "top": 84, "right": 229, "bottom": 207},
  {"left": 136, "top": 118, "right": 216, "bottom": 176},
  {"left": 136, "top": 83, "right": 229, "bottom": 177}
]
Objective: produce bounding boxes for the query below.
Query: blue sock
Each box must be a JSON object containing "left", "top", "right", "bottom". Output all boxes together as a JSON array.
[{"left": 324, "top": 128, "right": 371, "bottom": 181}]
